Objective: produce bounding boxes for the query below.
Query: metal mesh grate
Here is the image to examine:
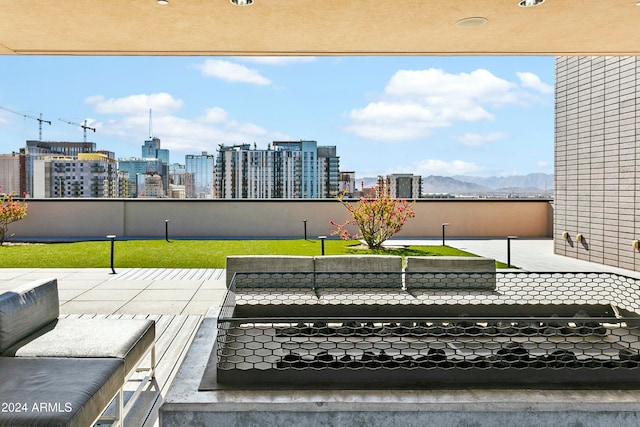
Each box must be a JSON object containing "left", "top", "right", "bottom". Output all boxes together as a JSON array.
[{"left": 215, "top": 272, "right": 640, "bottom": 388}]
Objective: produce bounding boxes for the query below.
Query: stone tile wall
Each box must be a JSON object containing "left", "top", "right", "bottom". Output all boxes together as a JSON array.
[{"left": 555, "top": 56, "right": 640, "bottom": 271}]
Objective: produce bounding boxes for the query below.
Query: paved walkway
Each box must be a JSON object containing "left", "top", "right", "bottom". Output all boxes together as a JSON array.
[
  {"left": 0, "top": 268, "right": 227, "bottom": 315},
  {"left": 399, "top": 238, "right": 640, "bottom": 277},
  {"left": 2, "top": 238, "right": 639, "bottom": 315}
]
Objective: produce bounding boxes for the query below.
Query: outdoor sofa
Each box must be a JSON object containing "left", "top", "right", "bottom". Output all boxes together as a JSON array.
[
  {"left": 0, "top": 278, "right": 156, "bottom": 427},
  {"left": 226, "top": 255, "right": 497, "bottom": 290},
  {"left": 225, "top": 255, "right": 497, "bottom": 317}
]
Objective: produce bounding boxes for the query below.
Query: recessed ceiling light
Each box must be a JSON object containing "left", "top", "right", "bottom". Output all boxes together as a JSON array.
[
  {"left": 518, "top": 0, "right": 545, "bottom": 7},
  {"left": 157, "top": 0, "right": 168, "bottom": 4},
  {"left": 455, "top": 17, "right": 488, "bottom": 28},
  {"left": 230, "top": 0, "right": 254, "bottom": 5}
]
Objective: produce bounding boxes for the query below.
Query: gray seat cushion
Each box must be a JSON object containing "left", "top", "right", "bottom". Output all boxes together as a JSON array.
[
  {"left": 0, "top": 357, "right": 124, "bottom": 427},
  {"left": 0, "top": 279, "right": 59, "bottom": 353},
  {"left": 2, "top": 318, "right": 155, "bottom": 377}
]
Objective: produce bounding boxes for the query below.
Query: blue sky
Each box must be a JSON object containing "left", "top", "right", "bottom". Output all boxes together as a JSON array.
[{"left": 0, "top": 56, "right": 554, "bottom": 178}]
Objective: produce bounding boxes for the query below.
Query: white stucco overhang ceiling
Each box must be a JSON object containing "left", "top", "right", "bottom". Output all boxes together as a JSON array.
[{"left": 0, "top": 0, "right": 638, "bottom": 56}]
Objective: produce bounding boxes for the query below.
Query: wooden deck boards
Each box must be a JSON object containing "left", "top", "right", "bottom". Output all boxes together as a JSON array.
[
  {"left": 61, "top": 313, "right": 203, "bottom": 427},
  {"left": 108, "top": 268, "right": 224, "bottom": 282}
]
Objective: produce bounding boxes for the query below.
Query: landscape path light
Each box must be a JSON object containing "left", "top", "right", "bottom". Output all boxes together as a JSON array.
[
  {"left": 507, "top": 235, "right": 518, "bottom": 268},
  {"left": 106, "top": 235, "right": 116, "bottom": 274},
  {"left": 318, "top": 235, "right": 326, "bottom": 256},
  {"left": 442, "top": 223, "right": 450, "bottom": 246}
]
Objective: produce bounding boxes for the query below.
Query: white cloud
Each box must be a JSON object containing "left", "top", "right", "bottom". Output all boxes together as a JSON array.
[
  {"left": 517, "top": 72, "right": 553, "bottom": 94},
  {"left": 201, "top": 107, "right": 229, "bottom": 123},
  {"left": 344, "top": 101, "right": 444, "bottom": 141},
  {"left": 236, "top": 56, "right": 316, "bottom": 65},
  {"left": 392, "top": 159, "right": 482, "bottom": 176},
  {"left": 150, "top": 115, "right": 272, "bottom": 153},
  {"left": 345, "top": 68, "right": 547, "bottom": 142},
  {"left": 537, "top": 160, "right": 549, "bottom": 168},
  {"left": 89, "top": 98, "right": 287, "bottom": 157},
  {"left": 456, "top": 132, "right": 508, "bottom": 147},
  {"left": 84, "top": 93, "right": 183, "bottom": 115},
  {"left": 195, "top": 59, "right": 271, "bottom": 85},
  {"left": 385, "top": 68, "right": 517, "bottom": 106},
  {"left": 344, "top": 99, "right": 495, "bottom": 142}
]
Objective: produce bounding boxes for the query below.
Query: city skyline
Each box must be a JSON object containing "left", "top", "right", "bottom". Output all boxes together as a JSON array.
[{"left": 0, "top": 56, "right": 554, "bottom": 178}]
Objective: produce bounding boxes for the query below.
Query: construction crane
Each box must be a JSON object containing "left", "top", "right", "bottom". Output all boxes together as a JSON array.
[
  {"left": 58, "top": 118, "right": 96, "bottom": 143},
  {"left": 0, "top": 106, "right": 51, "bottom": 141}
]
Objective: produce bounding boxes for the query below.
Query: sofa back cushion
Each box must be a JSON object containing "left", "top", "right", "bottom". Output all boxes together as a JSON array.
[
  {"left": 226, "top": 256, "right": 315, "bottom": 288},
  {"left": 0, "top": 278, "right": 59, "bottom": 353},
  {"left": 404, "top": 256, "right": 496, "bottom": 290},
  {"left": 314, "top": 255, "right": 403, "bottom": 288}
]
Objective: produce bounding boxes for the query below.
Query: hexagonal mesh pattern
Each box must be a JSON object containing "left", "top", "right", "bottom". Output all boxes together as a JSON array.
[{"left": 215, "top": 272, "right": 640, "bottom": 388}]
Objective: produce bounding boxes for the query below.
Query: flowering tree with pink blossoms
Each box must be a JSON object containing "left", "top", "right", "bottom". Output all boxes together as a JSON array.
[
  {"left": 330, "top": 184, "right": 416, "bottom": 250},
  {"left": 0, "top": 187, "right": 28, "bottom": 245}
]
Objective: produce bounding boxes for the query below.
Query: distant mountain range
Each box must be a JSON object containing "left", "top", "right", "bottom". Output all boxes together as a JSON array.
[{"left": 358, "top": 173, "right": 553, "bottom": 196}]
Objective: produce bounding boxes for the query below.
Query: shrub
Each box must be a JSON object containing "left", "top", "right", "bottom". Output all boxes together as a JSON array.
[
  {"left": 0, "top": 189, "right": 28, "bottom": 245},
  {"left": 330, "top": 184, "right": 415, "bottom": 250}
]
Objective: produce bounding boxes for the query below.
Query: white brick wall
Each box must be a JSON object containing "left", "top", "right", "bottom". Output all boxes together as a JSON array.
[{"left": 554, "top": 56, "right": 640, "bottom": 271}]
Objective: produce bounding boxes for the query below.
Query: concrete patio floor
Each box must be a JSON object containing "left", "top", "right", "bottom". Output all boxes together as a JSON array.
[
  {"left": 2, "top": 238, "right": 640, "bottom": 427},
  {"left": 0, "top": 268, "right": 227, "bottom": 316},
  {"left": 1, "top": 238, "right": 639, "bottom": 317}
]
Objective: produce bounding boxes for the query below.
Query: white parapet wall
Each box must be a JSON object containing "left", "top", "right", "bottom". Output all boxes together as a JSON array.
[{"left": 10, "top": 198, "right": 553, "bottom": 240}]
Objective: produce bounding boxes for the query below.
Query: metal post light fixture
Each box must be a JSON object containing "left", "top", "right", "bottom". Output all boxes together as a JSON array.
[
  {"left": 318, "top": 236, "right": 327, "bottom": 256},
  {"left": 507, "top": 235, "right": 518, "bottom": 268},
  {"left": 165, "top": 219, "right": 171, "bottom": 243},
  {"left": 106, "top": 235, "right": 116, "bottom": 274},
  {"left": 302, "top": 220, "right": 307, "bottom": 240},
  {"left": 442, "top": 223, "right": 450, "bottom": 246}
]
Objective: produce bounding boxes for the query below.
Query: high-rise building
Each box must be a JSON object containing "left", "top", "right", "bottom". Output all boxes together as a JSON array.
[
  {"left": 141, "top": 174, "right": 164, "bottom": 198},
  {"left": 117, "top": 171, "right": 129, "bottom": 198},
  {"left": 168, "top": 163, "right": 188, "bottom": 199},
  {"left": 216, "top": 144, "right": 271, "bottom": 199},
  {"left": 142, "top": 137, "right": 159, "bottom": 158},
  {"left": 215, "top": 141, "right": 340, "bottom": 199},
  {"left": 34, "top": 152, "right": 119, "bottom": 198},
  {"left": 97, "top": 150, "right": 116, "bottom": 160},
  {"left": 377, "top": 174, "right": 422, "bottom": 199},
  {"left": 140, "top": 137, "right": 169, "bottom": 196},
  {"left": 185, "top": 152, "right": 216, "bottom": 198},
  {"left": 317, "top": 145, "right": 340, "bottom": 198},
  {"left": 554, "top": 56, "right": 640, "bottom": 271},
  {"left": 25, "top": 140, "right": 96, "bottom": 156},
  {"left": 21, "top": 140, "right": 96, "bottom": 197},
  {"left": 117, "top": 158, "right": 163, "bottom": 198},
  {"left": 339, "top": 171, "right": 356, "bottom": 196},
  {"left": 0, "top": 153, "right": 22, "bottom": 195}
]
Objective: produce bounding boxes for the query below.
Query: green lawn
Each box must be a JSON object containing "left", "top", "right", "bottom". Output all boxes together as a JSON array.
[{"left": 0, "top": 239, "right": 508, "bottom": 268}]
